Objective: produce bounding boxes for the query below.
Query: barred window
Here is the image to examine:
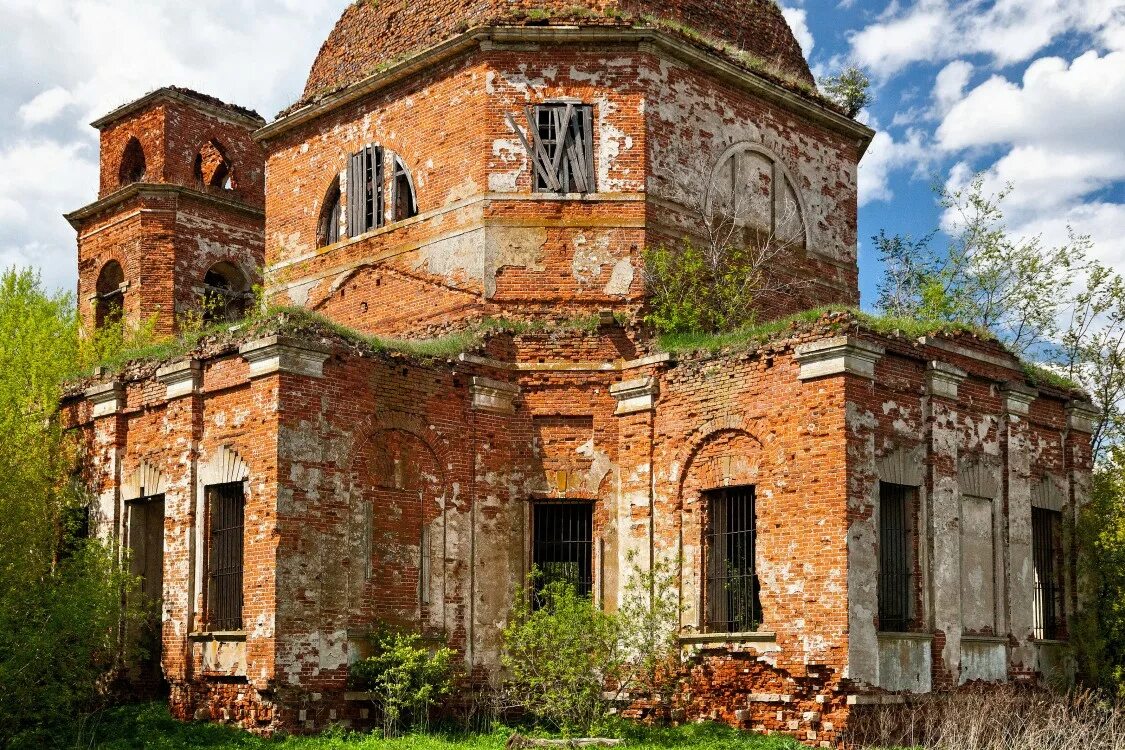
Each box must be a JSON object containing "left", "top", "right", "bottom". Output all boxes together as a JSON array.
[
  {"left": 1033, "top": 507, "right": 1063, "bottom": 640},
  {"left": 705, "top": 487, "right": 762, "bottom": 633},
  {"left": 207, "top": 483, "right": 245, "bottom": 632},
  {"left": 878, "top": 483, "right": 916, "bottom": 632},
  {"left": 532, "top": 501, "right": 593, "bottom": 601}
]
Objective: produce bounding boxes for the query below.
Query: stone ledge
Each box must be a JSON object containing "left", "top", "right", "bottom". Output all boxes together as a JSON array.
[
  {"left": 926, "top": 361, "right": 967, "bottom": 400},
  {"left": 610, "top": 376, "right": 658, "bottom": 415},
  {"left": 469, "top": 376, "right": 520, "bottom": 414},
  {"left": 794, "top": 336, "right": 885, "bottom": 381},
  {"left": 1001, "top": 383, "right": 1038, "bottom": 416},
  {"left": 679, "top": 631, "right": 777, "bottom": 645},
  {"left": 156, "top": 359, "right": 202, "bottom": 399},
  {"left": 240, "top": 336, "right": 333, "bottom": 379},
  {"left": 1067, "top": 401, "right": 1099, "bottom": 434},
  {"left": 85, "top": 381, "right": 125, "bottom": 418}
]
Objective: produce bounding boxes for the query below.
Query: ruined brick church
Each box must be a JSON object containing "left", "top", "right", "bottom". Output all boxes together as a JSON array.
[{"left": 62, "top": 1, "right": 1093, "bottom": 745}]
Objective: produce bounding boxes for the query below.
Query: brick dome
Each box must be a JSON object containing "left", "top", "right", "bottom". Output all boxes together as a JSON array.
[{"left": 302, "top": 0, "right": 814, "bottom": 102}]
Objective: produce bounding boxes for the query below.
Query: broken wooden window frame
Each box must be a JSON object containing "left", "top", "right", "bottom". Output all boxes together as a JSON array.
[
  {"left": 703, "top": 486, "right": 762, "bottom": 634},
  {"left": 390, "top": 154, "right": 418, "bottom": 223},
  {"left": 347, "top": 144, "right": 385, "bottom": 238},
  {"left": 507, "top": 102, "right": 596, "bottom": 195},
  {"left": 318, "top": 176, "right": 343, "bottom": 248},
  {"left": 205, "top": 482, "right": 245, "bottom": 632}
]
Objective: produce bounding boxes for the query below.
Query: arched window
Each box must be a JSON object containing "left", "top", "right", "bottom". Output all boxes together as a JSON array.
[
  {"left": 95, "top": 260, "right": 125, "bottom": 329},
  {"left": 707, "top": 143, "right": 808, "bottom": 249},
  {"left": 318, "top": 178, "right": 342, "bottom": 248},
  {"left": 200, "top": 262, "right": 249, "bottom": 323},
  {"left": 193, "top": 140, "right": 233, "bottom": 190},
  {"left": 391, "top": 155, "right": 418, "bottom": 222},
  {"left": 118, "top": 138, "right": 147, "bottom": 186}
]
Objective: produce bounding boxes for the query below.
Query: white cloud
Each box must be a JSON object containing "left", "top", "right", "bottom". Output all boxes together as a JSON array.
[
  {"left": 931, "top": 60, "right": 973, "bottom": 116},
  {"left": 0, "top": 0, "right": 343, "bottom": 293},
  {"left": 850, "top": 0, "right": 1122, "bottom": 78},
  {"left": 782, "top": 6, "right": 815, "bottom": 57},
  {"left": 18, "top": 87, "right": 75, "bottom": 126},
  {"left": 936, "top": 44, "right": 1125, "bottom": 274},
  {"left": 859, "top": 129, "right": 931, "bottom": 206}
]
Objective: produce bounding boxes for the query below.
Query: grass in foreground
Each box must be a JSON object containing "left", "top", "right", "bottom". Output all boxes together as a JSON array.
[{"left": 80, "top": 703, "right": 802, "bottom": 750}]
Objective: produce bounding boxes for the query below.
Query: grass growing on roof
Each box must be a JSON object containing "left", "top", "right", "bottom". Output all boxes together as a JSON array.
[{"left": 655, "top": 307, "right": 998, "bottom": 355}]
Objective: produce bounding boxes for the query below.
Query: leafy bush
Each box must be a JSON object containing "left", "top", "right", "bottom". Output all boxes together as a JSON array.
[
  {"left": 643, "top": 242, "right": 764, "bottom": 335},
  {"left": 501, "top": 560, "right": 683, "bottom": 735},
  {"left": 501, "top": 579, "right": 619, "bottom": 734},
  {"left": 349, "top": 630, "right": 456, "bottom": 736}
]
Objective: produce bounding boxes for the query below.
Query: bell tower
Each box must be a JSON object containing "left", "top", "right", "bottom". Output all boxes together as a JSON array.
[{"left": 67, "top": 87, "right": 267, "bottom": 335}]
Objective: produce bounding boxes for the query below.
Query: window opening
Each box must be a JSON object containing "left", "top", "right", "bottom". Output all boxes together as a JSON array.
[
  {"left": 704, "top": 486, "right": 762, "bottom": 633},
  {"left": 319, "top": 178, "right": 342, "bottom": 247},
  {"left": 509, "top": 103, "right": 595, "bottom": 194},
  {"left": 118, "top": 138, "right": 147, "bottom": 185},
  {"left": 391, "top": 156, "right": 418, "bottom": 222},
  {"left": 194, "top": 139, "right": 233, "bottom": 190},
  {"left": 878, "top": 483, "right": 915, "bottom": 632},
  {"left": 200, "top": 262, "right": 248, "bottom": 323},
  {"left": 532, "top": 501, "right": 593, "bottom": 603},
  {"left": 1033, "top": 507, "right": 1063, "bottom": 640},
  {"left": 94, "top": 260, "right": 125, "bottom": 329},
  {"left": 206, "top": 482, "right": 244, "bottom": 632}
]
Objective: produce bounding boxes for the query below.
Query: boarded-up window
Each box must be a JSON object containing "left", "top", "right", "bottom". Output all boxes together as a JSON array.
[
  {"left": 961, "top": 495, "right": 997, "bottom": 632},
  {"left": 510, "top": 103, "right": 595, "bottom": 194},
  {"left": 704, "top": 486, "right": 762, "bottom": 633},
  {"left": 879, "top": 483, "right": 916, "bottom": 632},
  {"left": 347, "top": 144, "right": 384, "bottom": 237},
  {"left": 532, "top": 501, "right": 593, "bottom": 603},
  {"left": 1033, "top": 507, "right": 1063, "bottom": 640},
  {"left": 207, "top": 483, "right": 245, "bottom": 632}
]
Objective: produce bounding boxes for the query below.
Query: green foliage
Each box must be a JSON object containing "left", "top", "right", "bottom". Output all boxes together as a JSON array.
[
  {"left": 349, "top": 630, "right": 456, "bottom": 736},
  {"left": 820, "top": 66, "right": 872, "bottom": 117},
  {"left": 655, "top": 305, "right": 991, "bottom": 355},
  {"left": 1074, "top": 450, "right": 1125, "bottom": 697},
  {"left": 643, "top": 241, "right": 764, "bottom": 335},
  {"left": 875, "top": 175, "right": 1125, "bottom": 457},
  {"left": 0, "top": 268, "right": 142, "bottom": 748},
  {"left": 501, "top": 560, "right": 683, "bottom": 735},
  {"left": 501, "top": 579, "right": 620, "bottom": 735},
  {"left": 80, "top": 701, "right": 802, "bottom": 749}
]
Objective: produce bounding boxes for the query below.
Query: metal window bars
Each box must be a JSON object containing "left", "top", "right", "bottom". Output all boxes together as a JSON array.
[
  {"left": 207, "top": 482, "right": 245, "bottom": 632},
  {"left": 1033, "top": 507, "right": 1062, "bottom": 640},
  {"left": 878, "top": 483, "right": 914, "bottom": 632},
  {"left": 704, "top": 487, "right": 762, "bottom": 633},
  {"left": 531, "top": 501, "right": 594, "bottom": 604}
]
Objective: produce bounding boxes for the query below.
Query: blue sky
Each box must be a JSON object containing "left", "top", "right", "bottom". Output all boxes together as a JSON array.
[{"left": 1, "top": 0, "right": 1122, "bottom": 309}]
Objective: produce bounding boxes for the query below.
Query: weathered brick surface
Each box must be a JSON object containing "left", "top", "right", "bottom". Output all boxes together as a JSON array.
[
  {"left": 300, "top": 0, "right": 812, "bottom": 106},
  {"left": 62, "top": 7, "right": 1091, "bottom": 748}
]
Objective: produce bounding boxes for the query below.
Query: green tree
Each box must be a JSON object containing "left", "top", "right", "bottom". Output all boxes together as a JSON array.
[
  {"left": 821, "top": 66, "right": 873, "bottom": 118},
  {"left": 1074, "top": 450, "right": 1125, "bottom": 696},
  {"left": 0, "top": 268, "right": 140, "bottom": 749},
  {"left": 874, "top": 176, "right": 1125, "bottom": 458}
]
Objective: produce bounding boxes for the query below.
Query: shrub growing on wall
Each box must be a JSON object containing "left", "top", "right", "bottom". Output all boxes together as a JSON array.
[{"left": 349, "top": 629, "right": 456, "bottom": 736}]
